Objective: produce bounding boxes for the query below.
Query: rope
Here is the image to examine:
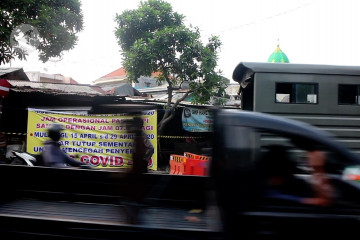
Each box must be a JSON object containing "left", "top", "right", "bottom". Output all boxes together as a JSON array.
[
  {"left": 158, "top": 136, "right": 205, "bottom": 139},
  {"left": 0, "top": 132, "right": 26, "bottom": 135}
]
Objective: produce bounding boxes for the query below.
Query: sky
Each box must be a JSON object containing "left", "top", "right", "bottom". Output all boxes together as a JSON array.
[{"left": 5, "top": 0, "right": 360, "bottom": 84}]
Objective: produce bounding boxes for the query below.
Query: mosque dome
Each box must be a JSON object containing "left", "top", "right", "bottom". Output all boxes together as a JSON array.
[{"left": 268, "top": 44, "right": 289, "bottom": 63}]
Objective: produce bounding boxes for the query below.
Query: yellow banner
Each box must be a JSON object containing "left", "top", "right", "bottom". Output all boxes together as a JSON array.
[{"left": 26, "top": 108, "right": 157, "bottom": 170}]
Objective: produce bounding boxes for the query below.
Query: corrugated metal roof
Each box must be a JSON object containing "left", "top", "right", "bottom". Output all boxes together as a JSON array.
[
  {"left": 8, "top": 80, "right": 109, "bottom": 96},
  {"left": 0, "top": 67, "right": 29, "bottom": 80},
  {"left": 0, "top": 67, "right": 23, "bottom": 76},
  {"left": 138, "top": 83, "right": 169, "bottom": 93}
]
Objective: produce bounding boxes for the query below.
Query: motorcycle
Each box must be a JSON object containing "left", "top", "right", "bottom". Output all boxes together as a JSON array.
[
  {"left": 8, "top": 151, "right": 43, "bottom": 166},
  {"left": 8, "top": 150, "right": 92, "bottom": 169}
]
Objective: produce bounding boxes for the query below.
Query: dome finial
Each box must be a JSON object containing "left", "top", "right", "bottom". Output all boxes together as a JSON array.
[{"left": 267, "top": 39, "right": 289, "bottom": 63}]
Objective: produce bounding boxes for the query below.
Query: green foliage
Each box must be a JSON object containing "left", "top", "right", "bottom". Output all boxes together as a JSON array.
[
  {"left": 115, "top": 0, "right": 227, "bottom": 107},
  {"left": 0, "top": 0, "right": 83, "bottom": 64}
]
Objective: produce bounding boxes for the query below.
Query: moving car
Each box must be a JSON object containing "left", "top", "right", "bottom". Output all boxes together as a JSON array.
[
  {"left": 1, "top": 108, "right": 360, "bottom": 239},
  {"left": 211, "top": 109, "right": 360, "bottom": 238}
]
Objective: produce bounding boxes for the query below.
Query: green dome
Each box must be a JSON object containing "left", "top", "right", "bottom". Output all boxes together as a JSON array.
[{"left": 268, "top": 44, "right": 289, "bottom": 63}]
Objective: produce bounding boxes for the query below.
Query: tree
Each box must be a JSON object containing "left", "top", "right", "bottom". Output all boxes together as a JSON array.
[
  {"left": 0, "top": 0, "right": 83, "bottom": 64},
  {"left": 115, "top": 0, "right": 227, "bottom": 134}
]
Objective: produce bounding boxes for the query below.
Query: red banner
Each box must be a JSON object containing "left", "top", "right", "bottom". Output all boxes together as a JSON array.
[{"left": 0, "top": 79, "right": 10, "bottom": 97}]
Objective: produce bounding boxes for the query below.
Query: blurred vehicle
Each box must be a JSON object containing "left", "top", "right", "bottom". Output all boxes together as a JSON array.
[
  {"left": 8, "top": 150, "right": 92, "bottom": 169},
  {"left": 211, "top": 109, "right": 360, "bottom": 238},
  {"left": 1, "top": 108, "right": 360, "bottom": 239},
  {"left": 8, "top": 150, "right": 39, "bottom": 166}
]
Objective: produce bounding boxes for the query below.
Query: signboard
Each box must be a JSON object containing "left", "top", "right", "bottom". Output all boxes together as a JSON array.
[
  {"left": 182, "top": 107, "right": 213, "bottom": 132},
  {"left": 26, "top": 108, "right": 157, "bottom": 170}
]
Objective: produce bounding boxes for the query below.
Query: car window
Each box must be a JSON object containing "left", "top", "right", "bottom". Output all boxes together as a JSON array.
[{"left": 256, "top": 129, "right": 349, "bottom": 175}]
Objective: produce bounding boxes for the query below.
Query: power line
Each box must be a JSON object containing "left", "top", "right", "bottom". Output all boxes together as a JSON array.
[{"left": 205, "top": 0, "right": 316, "bottom": 37}]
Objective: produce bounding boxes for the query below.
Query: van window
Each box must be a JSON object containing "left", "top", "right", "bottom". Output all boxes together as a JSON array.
[
  {"left": 276, "top": 83, "right": 318, "bottom": 104},
  {"left": 338, "top": 84, "right": 360, "bottom": 105}
]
